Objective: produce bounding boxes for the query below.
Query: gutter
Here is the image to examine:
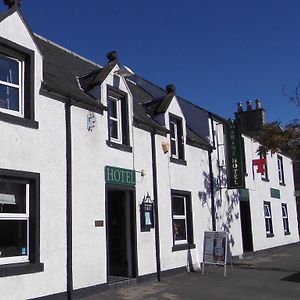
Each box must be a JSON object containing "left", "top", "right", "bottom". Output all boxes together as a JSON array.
[
  {"left": 65, "top": 98, "right": 73, "bottom": 299},
  {"left": 208, "top": 149, "right": 216, "bottom": 231},
  {"left": 151, "top": 131, "right": 161, "bottom": 281}
]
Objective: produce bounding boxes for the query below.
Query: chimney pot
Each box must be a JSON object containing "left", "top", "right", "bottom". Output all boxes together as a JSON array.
[
  {"left": 255, "top": 98, "right": 262, "bottom": 109},
  {"left": 237, "top": 102, "right": 243, "bottom": 112},
  {"left": 246, "top": 100, "right": 252, "bottom": 111},
  {"left": 166, "top": 84, "right": 175, "bottom": 94}
]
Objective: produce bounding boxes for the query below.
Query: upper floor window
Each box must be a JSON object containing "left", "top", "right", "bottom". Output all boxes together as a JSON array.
[
  {"left": 169, "top": 114, "right": 185, "bottom": 163},
  {"left": 277, "top": 155, "right": 285, "bottom": 185},
  {"left": 0, "top": 39, "right": 37, "bottom": 129},
  {"left": 106, "top": 86, "right": 131, "bottom": 152},
  {"left": 260, "top": 152, "right": 269, "bottom": 181},
  {"left": 0, "top": 54, "right": 23, "bottom": 117}
]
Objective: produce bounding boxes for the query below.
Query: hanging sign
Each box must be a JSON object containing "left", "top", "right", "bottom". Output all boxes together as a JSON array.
[
  {"left": 225, "top": 120, "right": 245, "bottom": 189},
  {"left": 105, "top": 166, "right": 136, "bottom": 186},
  {"left": 252, "top": 158, "right": 266, "bottom": 173}
]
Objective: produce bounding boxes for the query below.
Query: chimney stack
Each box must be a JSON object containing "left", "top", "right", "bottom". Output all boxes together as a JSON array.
[{"left": 235, "top": 99, "right": 265, "bottom": 136}]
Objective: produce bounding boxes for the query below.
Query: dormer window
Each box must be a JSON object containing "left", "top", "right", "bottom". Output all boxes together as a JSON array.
[
  {"left": 108, "top": 94, "right": 122, "bottom": 143},
  {"left": 169, "top": 114, "right": 186, "bottom": 164},
  {"left": 106, "top": 86, "right": 132, "bottom": 152},
  {"left": 0, "top": 54, "right": 23, "bottom": 117}
]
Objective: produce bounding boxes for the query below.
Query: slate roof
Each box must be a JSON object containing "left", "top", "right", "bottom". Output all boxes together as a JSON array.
[
  {"left": 34, "top": 35, "right": 106, "bottom": 110},
  {"left": 33, "top": 34, "right": 212, "bottom": 149}
]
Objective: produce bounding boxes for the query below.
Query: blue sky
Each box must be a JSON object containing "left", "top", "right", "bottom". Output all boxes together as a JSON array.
[{"left": 1, "top": 0, "right": 300, "bottom": 124}]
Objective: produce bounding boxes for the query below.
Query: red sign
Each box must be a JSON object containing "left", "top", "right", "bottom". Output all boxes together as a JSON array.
[{"left": 252, "top": 158, "right": 267, "bottom": 173}]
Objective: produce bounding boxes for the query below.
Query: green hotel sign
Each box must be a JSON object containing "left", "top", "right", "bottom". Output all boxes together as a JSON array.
[
  {"left": 226, "top": 120, "right": 245, "bottom": 189},
  {"left": 105, "top": 166, "right": 136, "bottom": 186}
]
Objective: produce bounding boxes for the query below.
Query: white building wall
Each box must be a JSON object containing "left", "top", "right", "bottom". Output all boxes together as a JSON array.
[{"left": 0, "top": 12, "right": 67, "bottom": 299}]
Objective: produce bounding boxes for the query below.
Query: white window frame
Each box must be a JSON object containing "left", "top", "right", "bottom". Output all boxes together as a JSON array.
[
  {"left": 264, "top": 202, "right": 273, "bottom": 236},
  {"left": 277, "top": 155, "right": 284, "bottom": 185},
  {"left": 170, "top": 119, "right": 179, "bottom": 159},
  {"left": 108, "top": 95, "right": 122, "bottom": 144},
  {"left": 282, "top": 204, "right": 289, "bottom": 234},
  {"left": 0, "top": 183, "right": 29, "bottom": 265},
  {"left": 0, "top": 55, "right": 24, "bottom": 117},
  {"left": 172, "top": 195, "right": 188, "bottom": 245}
]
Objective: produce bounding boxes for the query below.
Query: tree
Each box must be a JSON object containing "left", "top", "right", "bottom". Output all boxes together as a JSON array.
[
  {"left": 255, "top": 121, "right": 300, "bottom": 160},
  {"left": 282, "top": 82, "right": 300, "bottom": 109}
]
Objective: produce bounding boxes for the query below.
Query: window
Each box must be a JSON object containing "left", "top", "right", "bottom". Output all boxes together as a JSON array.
[
  {"left": 0, "top": 54, "right": 23, "bottom": 117},
  {"left": 106, "top": 86, "right": 131, "bottom": 152},
  {"left": 171, "top": 190, "right": 194, "bottom": 251},
  {"left": 282, "top": 204, "right": 290, "bottom": 235},
  {"left": 169, "top": 114, "right": 185, "bottom": 163},
  {"left": 277, "top": 155, "right": 285, "bottom": 185},
  {"left": 0, "top": 169, "right": 43, "bottom": 277},
  {"left": 0, "top": 38, "right": 37, "bottom": 129},
  {"left": 108, "top": 95, "right": 122, "bottom": 143},
  {"left": 260, "top": 152, "right": 269, "bottom": 181},
  {"left": 264, "top": 202, "right": 273, "bottom": 237}
]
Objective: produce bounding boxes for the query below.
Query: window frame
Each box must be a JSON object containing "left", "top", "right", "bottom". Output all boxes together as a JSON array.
[
  {"left": 171, "top": 190, "right": 195, "bottom": 251},
  {"left": 260, "top": 152, "right": 269, "bottom": 181},
  {"left": 281, "top": 203, "right": 290, "bottom": 235},
  {"left": 277, "top": 155, "right": 285, "bottom": 185},
  {"left": 107, "top": 94, "right": 122, "bottom": 144},
  {"left": 0, "top": 168, "right": 43, "bottom": 277},
  {"left": 0, "top": 37, "right": 37, "bottom": 129},
  {"left": 263, "top": 201, "right": 274, "bottom": 237},
  {"left": 169, "top": 113, "right": 186, "bottom": 165},
  {"left": 106, "top": 86, "right": 131, "bottom": 152}
]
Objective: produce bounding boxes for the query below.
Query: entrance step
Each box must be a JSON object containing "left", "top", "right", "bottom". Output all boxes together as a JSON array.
[{"left": 109, "top": 276, "right": 137, "bottom": 289}]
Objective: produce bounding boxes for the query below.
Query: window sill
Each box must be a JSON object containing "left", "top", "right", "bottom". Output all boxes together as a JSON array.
[
  {"left": 0, "top": 111, "right": 38, "bottom": 129},
  {"left": 0, "top": 262, "right": 44, "bottom": 277},
  {"left": 279, "top": 182, "right": 286, "bottom": 186},
  {"left": 170, "top": 157, "right": 187, "bottom": 166},
  {"left": 106, "top": 140, "right": 132, "bottom": 153},
  {"left": 266, "top": 233, "right": 274, "bottom": 238},
  {"left": 284, "top": 231, "right": 291, "bottom": 236},
  {"left": 172, "top": 243, "right": 195, "bottom": 252},
  {"left": 261, "top": 178, "right": 269, "bottom": 182}
]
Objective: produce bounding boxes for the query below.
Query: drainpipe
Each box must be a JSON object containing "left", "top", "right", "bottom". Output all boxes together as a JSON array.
[
  {"left": 151, "top": 131, "right": 161, "bottom": 281},
  {"left": 208, "top": 149, "right": 216, "bottom": 231},
  {"left": 66, "top": 98, "right": 73, "bottom": 299}
]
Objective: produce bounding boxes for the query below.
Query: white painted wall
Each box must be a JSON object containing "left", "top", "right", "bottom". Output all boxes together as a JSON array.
[{"left": 0, "top": 11, "right": 67, "bottom": 299}]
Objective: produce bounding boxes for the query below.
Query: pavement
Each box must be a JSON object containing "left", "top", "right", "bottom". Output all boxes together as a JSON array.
[{"left": 84, "top": 242, "right": 300, "bottom": 299}]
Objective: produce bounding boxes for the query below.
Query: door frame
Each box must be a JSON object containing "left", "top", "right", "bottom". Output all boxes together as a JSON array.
[{"left": 105, "top": 183, "right": 138, "bottom": 281}]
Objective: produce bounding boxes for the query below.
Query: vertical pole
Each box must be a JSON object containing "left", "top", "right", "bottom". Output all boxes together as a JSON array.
[
  {"left": 208, "top": 150, "right": 216, "bottom": 231},
  {"left": 151, "top": 132, "right": 161, "bottom": 281},
  {"left": 66, "top": 99, "right": 73, "bottom": 299}
]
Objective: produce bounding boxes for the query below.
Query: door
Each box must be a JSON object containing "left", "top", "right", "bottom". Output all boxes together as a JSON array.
[
  {"left": 107, "top": 190, "right": 136, "bottom": 278},
  {"left": 239, "top": 201, "right": 254, "bottom": 252}
]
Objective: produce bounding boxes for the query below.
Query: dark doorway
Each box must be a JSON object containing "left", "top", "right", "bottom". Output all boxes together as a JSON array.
[
  {"left": 107, "top": 190, "right": 136, "bottom": 280},
  {"left": 239, "top": 201, "right": 254, "bottom": 252}
]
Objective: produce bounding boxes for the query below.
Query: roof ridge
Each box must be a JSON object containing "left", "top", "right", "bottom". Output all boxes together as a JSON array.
[{"left": 34, "top": 33, "right": 102, "bottom": 68}]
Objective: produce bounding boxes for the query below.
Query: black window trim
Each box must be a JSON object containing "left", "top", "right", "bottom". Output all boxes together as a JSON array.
[
  {"left": 0, "top": 37, "right": 37, "bottom": 129},
  {"left": 171, "top": 189, "right": 195, "bottom": 251},
  {"left": 281, "top": 203, "right": 290, "bottom": 235},
  {"left": 264, "top": 201, "right": 274, "bottom": 238},
  {"left": 106, "top": 85, "right": 131, "bottom": 151},
  {"left": 0, "top": 168, "right": 43, "bottom": 277},
  {"left": 169, "top": 113, "right": 186, "bottom": 164}
]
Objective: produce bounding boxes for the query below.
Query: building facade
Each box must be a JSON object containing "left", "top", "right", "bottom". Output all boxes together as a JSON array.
[{"left": 0, "top": 5, "right": 298, "bottom": 300}]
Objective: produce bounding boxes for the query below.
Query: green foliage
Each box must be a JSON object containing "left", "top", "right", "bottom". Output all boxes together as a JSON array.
[{"left": 255, "top": 121, "right": 300, "bottom": 159}]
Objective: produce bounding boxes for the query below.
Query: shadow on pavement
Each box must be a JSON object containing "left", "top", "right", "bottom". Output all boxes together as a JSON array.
[{"left": 281, "top": 272, "right": 300, "bottom": 283}]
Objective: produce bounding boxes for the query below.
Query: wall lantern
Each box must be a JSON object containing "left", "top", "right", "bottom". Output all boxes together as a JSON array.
[
  {"left": 140, "top": 193, "right": 154, "bottom": 232},
  {"left": 161, "top": 141, "right": 170, "bottom": 154}
]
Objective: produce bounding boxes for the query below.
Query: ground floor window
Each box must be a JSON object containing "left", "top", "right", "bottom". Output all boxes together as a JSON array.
[
  {"left": 281, "top": 203, "right": 290, "bottom": 235},
  {"left": 171, "top": 190, "right": 194, "bottom": 251},
  {"left": 0, "top": 169, "right": 42, "bottom": 275},
  {"left": 264, "top": 201, "right": 274, "bottom": 237}
]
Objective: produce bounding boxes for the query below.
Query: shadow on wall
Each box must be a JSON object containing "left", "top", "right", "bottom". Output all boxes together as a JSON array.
[{"left": 198, "top": 163, "right": 240, "bottom": 248}]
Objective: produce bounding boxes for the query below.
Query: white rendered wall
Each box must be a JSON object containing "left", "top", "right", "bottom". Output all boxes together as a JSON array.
[
  {"left": 243, "top": 136, "right": 299, "bottom": 251},
  {"left": 0, "top": 12, "right": 67, "bottom": 300}
]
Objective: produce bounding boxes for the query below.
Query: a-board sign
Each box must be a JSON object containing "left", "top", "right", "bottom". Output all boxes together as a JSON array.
[{"left": 202, "top": 231, "right": 232, "bottom": 276}]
